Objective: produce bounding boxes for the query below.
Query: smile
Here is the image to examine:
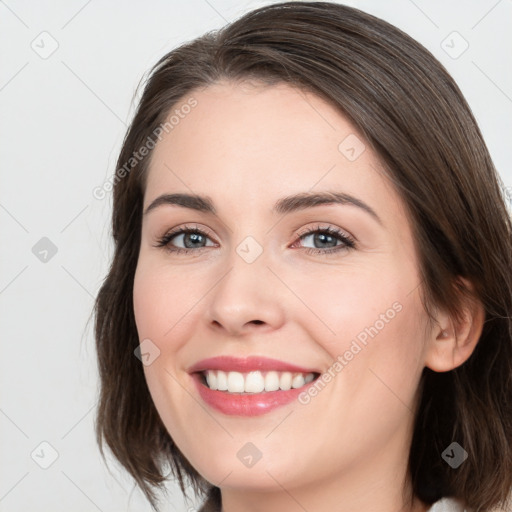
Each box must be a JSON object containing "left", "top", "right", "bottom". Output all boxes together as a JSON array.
[
  {"left": 187, "top": 356, "right": 321, "bottom": 416},
  {"left": 201, "top": 369, "right": 317, "bottom": 393}
]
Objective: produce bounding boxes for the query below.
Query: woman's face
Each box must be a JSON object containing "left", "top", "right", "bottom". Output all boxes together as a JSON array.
[{"left": 133, "top": 80, "right": 433, "bottom": 500}]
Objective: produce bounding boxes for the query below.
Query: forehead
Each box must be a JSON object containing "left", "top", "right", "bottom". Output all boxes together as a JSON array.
[{"left": 144, "top": 80, "right": 405, "bottom": 225}]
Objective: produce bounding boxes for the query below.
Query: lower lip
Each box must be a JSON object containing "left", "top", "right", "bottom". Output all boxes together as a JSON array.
[{"left": 191, "top": 373, "right": 313, "bottom": 416}]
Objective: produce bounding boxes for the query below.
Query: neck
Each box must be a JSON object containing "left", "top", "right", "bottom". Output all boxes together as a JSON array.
[{"left": 220, "top": 479, "right": 429, "bottom": 512}]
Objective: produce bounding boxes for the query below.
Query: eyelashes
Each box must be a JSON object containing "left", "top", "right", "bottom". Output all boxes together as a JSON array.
[
  {"left": 155, "top": 224, "right": 216, "bottom": 255},
  {"left": 154, "top": 223, "right": 356, "bottom": 257}
]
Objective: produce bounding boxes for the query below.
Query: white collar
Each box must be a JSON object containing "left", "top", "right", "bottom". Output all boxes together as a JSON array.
[{"left": 428, "top": 497, "right": 468, "bottom": 512}]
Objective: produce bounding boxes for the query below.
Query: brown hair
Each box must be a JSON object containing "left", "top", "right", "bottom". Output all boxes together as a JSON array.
[{"left": 93, "top": 2, "right": 512, "bottom": 511}]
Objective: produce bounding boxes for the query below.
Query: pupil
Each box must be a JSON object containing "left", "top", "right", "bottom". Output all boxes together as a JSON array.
[
  {"left": 315, "top": 233, "right": 336, "bottom": 248},
  {"left": 185, "top": 232, "right": 204, "bottom": 248}
]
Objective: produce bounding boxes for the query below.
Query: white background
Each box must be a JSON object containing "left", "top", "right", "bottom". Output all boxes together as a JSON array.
[{"left": 1, "top": 0, "right": 511, "bottom": 511}]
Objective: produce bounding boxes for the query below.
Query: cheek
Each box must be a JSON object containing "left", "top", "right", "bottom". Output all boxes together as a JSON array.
[
  {"left": 132, "top": 258, "right": 207, "bottom": 342},
  {"left": 133, "top": 261, "right": 208, "bottom": 454},
  {"left": 133, "top": 261, "right": 156, "bottom": 337},
  {"left": 331, "top": 287, "right": 426, "bottom": 423},
  {"left": 288, "top": 263, "right": 414, "bottom": 350},
  {"left": 294, "top": 262, "right": 426, "bottom": 399},
  {"left": 293, "top": 272, "right": 426, "bottom": 463}
]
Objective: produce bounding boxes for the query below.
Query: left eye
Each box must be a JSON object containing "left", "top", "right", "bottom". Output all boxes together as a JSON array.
[{"left": 294, "top": 225, "right": 356, "bottom": 255}]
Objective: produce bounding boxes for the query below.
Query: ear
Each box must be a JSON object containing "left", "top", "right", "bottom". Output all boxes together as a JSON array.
[{"left": 424, "top": 277, "right": 486, "bottom": 372}]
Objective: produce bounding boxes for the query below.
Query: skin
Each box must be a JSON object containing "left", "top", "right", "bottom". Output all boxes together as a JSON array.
[{"left": 133, "top": 80, "right": 484, "bottom": 512}]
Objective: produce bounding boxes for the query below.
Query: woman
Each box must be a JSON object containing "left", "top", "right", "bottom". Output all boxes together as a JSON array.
[{"left": 93, "top": 2, "right": 512, "bottom": 511}]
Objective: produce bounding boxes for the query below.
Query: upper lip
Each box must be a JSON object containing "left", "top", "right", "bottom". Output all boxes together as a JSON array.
[{"left": 187, "top": 356, "right": 319, "bottom": 374}]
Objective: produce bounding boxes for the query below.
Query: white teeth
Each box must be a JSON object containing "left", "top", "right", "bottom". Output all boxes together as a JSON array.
[
  {"left": 227, "top": 371, "right": 245, "bottom": 393},
  {"left": 279, "top": 372, "right": 292, "bottom": 390},
  {"left": 291, "top": 374, "right": 305, "bottom": 389},
  {"left": 264, "top": 371, "right": 280, "bottom": 391},
  {"left": 244, "top": 371, "right": 265, "bottom": 393},
  {"left": 217, "top": 371, "right": 228, "bottom": 391},
  {"left": 206, "top": 371, "right": 217, "bottom": 390},
  {"left": 304, "top": 373, "right": 315, "bottom": 384},
  {"left": 204, "top": 370, "right": 316, "bottom": 393}
]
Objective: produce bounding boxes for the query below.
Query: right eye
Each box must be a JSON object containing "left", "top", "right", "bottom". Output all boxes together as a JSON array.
[{"left": 155, "top": 225, "right": 217, "bottom": 255}]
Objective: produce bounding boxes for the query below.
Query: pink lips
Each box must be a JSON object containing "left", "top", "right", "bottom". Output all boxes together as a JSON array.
[
  {"left": 187, "top": 356, "right": 318, "bottom": 374},
  {"left": 188, "top": 356, "right": 319, "bottom": 417}
]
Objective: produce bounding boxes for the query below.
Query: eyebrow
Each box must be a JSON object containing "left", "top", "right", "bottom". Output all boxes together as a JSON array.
[{"left": 143, "top": 191, "right": 382, "bottom": 225}]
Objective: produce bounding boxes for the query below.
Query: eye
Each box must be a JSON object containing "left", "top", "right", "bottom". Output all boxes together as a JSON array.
[
  {"left": 292, "top": 224, "right": 356, "bottom": 256},
  {"left": 154, "top": 224, "right": 216, "bottom": 255},
  {"left": 154, "top": 223, "right": 356, "bottom": 257}
]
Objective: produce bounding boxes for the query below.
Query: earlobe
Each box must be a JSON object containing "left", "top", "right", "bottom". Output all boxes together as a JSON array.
[{"left": 424, "top": 279, "right": 486, "bottom": 373}]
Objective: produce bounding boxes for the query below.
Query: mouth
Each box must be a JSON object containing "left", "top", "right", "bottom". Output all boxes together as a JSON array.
[
  {"left": 188, "top": 356, "right": 322, "bottom": 416},
  {"left": 197, "top": 369, "right": 320, "bottom": 394}
]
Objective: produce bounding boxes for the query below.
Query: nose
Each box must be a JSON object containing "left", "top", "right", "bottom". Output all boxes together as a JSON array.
[{"left": 205, "top": 244, "right": 286, "bottom": 337}]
